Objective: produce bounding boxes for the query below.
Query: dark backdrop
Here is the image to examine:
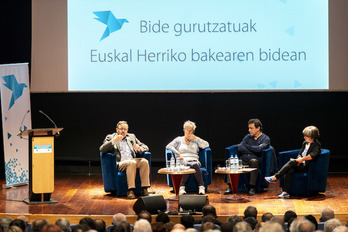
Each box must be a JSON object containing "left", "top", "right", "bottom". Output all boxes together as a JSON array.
[{"left": 0, "top": 1, "right": 347, "bottom": 175}]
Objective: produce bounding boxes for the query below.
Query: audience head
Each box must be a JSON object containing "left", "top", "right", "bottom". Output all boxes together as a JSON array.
[
  {"left": 171, "top": 224, "right": 186, "bottom": 232},
  {"left": 302, "top": 126, "right": 320, "bottom": 140},
  {"left": 16, "top": 216, "right": 28, "bottom": 232},
  {"left": 233, "top": 221, "right": 252, "bottom": 232},
  {"left": 244, "top": 206, "right": 258, "bottom": 219},
  {"left": 270, "top": 216, "right": 285, "bottom": 228},
  {"left": 201, "top": 216, "right": 214, "bottom": 224},
  {"left": 290, "top": 218, "right": 305, "bottom": 232},
  {"left": 284, "top": 210, "right": 298, "bottom": 223},
  {"left": 287, "top": 218, "right": 296, "bottom": 232},
  {"left": 94, "top": 219, "right": 106, "bottom": 232},
  {"left": 261, "top": 213, "right": 273, "bottom": 222},
  {"left": 111, "top": 225, "right": 126, "bottom": 232},
  {"left": 220, "top": 223, "right": 234, "bottom": 232},
  {"left": 200, "top": 222, "right": 216, "bottom": 232},
  {"left": 31, "top": 219, "right": 49, "bottom": 232},
  {"left": 0, "top": 216, "right": 14, "bottom": 232},
  {"left": 9, "top": 220, "right": 25, "bottom": 232},
  {"left": 42, "top": 225, "right": 62, "bottom": 232},
  {"left": 298, "top": 220, "right": 315, "bottom": 232},
  {"left": 259, "top": 221, "right": 283, "bottom": 232},
  {"left": 134, "top": 219, "right": 151, "bottom": 232},
  {"left": 304, "top": 215, "right": 318, "bottom": 230},
  {"left": 244, "top": 217, "right": 258, "bottom": 230},
  {"left": 137, "top": 211, "right": 152, "bottom": 224},
  {"left": 113, "top": 214, "right": 127, "bottom": 226},
  {"left": 185, "top": 229, "right": 198, "bottom": 232},
  {"left": 324, "top": 219, "right": 343, "bottom": 232},
  {"left": 71, "top": 224, "right": 90, "bottom": 232},
  {"left": 55, "top": 218, "right": 70, "bottom": 232},
  {"left": 227, "top": 215, "right": 243, "bottom": 230},
  {"left": 8, "top": 226, "right": 22, "bottom": 232},
  {"left": 164, "top": 222, "right": 175, "bottom": 232},
  {"left": 202, "top": 205, "right": 217, "bottom": 218},
  {"left": 332, "top": 226, "right": 348, "bottom": 232},
  {"left": 79, "top": 217, "right": 96, "bottom": 230},
  {"left": 151, "top": 222, "right": 165, "bottom": 232},
  {"left": 255, "top": 222, "right": 264, "bottom": 232},
  {"left": 321, "top": 208, "right": 335, "bottom": 222},
  {"left": 180, "top": 215, "right": 194, "bottom": 229},
  {"left": 120, "top": 221, "right": 130, "bottom": 232},
  {"left": 155, "top": 213, "right": 169, "bottom": 224}
]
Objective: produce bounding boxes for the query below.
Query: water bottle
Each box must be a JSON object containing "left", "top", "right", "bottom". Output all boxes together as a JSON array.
[
  {"left": 170, "top": 154, "right": 175, "bottom": 171},
  {"left": 229, "top": 154, "right": 234, "bottom": 170},
  {"left": 234, "top": 155, "right": 239, "bottom": 170},
  {"left": 176, "top": 155, "right": 181, "bottom": 171}
]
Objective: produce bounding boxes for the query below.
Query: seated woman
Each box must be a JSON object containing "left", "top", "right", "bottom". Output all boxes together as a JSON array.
[
  {"left": 265, "top": 126, "right": 321, "bottom": 198},
  {"left": 166, "top": 120, "right": 209, "bottom": 195}
]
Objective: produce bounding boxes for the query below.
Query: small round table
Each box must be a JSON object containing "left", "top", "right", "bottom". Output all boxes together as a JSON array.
[
  {"left": 215, "top": 168, "right": 257, "bottom": 201},
  {"left": 158, "top": 168, "right": 196, "bottom": 201}
]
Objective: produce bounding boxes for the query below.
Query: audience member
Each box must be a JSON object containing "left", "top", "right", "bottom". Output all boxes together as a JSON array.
[
  {"left": 120, "top": 221, "right": 131, "bottom": 232},
  {"left": 8, "top": 226, "right": 22, "bottom": 232},
  {"left": 42, "top": 225, "right": 62, "bottom": 232},
  {"left": 324, "top": 219, "right": 343, "bottom": 232},
  {"left": 113, "top": 214, "right": 127, "bottom": 226},
  {"left": 259, "top": 221, "right": 283, "bottom": 232},
  {"left": 244, "top": 217, "right": 258, "bottom": 230},
  {"left": 332, "top": 226, "right": 348, "bottom": 232},
  {"left": 0, "top": 217, "right": 14, "bottom": 232},
  {"left": 151, "top": 222, "right": 165, "bottom": 232},
  {"left": 79, "top": 217, "right": 96, "bottom": 230},
  {"left": 164, "top": 222, "right": 175, "bottom": 232},
  {"left": 200, "top": 222, "right": 216, "bottom": 232},
  {"left": 304, "top": 215, "right": 318, "bottom": 230},
  {"left": 134, "top": 220, "right": 151, "bottom": 232},
  {"left": 31, "top": 219, "right": 49, "bottom": 232},
  {"left": 220, "top": 223, "right": 233, "bottom": 232},
  {"left": 194, "top": 205, "right": 222, "bottom": 226},
  {"left": 137, "top": 211, "right": 152, "bottom": 224},
  {"left": 71, "top": 224, "right": 90, "bottom": 232},
  {"left": 255, "top": 222, "right": 264, "bottom": 232},
  {"left": 287, "top": 218, "right": 296, "bottom": 232},
  {"left": 9, "top": 220, "right": 25, "bottom": 232},
  {"left": 270, "top": 216, "right": 285, "bottom": 228},
  {"left": 95, "top": 219, "right": 106, "bottom": 232},
  {"left": 111, "top": 225, "right": 126, "bottom": 232},
  {"left": 186, "top": 229, "right": 198, "bottom": 232},
  {"left": 284, "top": 210, "right": 298, "bottom": 223},
  {"left": 298, "top": 220, "right": 315, "bottom": 232},
  {"left": 321, "top": 208, "right": 335, "bottom": 222},
  {"left": 201, "top": 216, "right": 215, "bottom": 225},
  {"left": 227, "top": 216, "right": 243, "bottom": 230},
  {"left": 155, "top": 213, "right": 170, "bottom": 224},
  {"left": 55, "top": 218, "right": 71, "bottom": 232},
  {"left": 261, "top": 213, "right": 273, "bottom": 222},
  {"left": 290, "top": 218, "right": 305, "bottom": 232},
  {"left": 180, "top": 215, "right": 194, "bottom": 229},
  {"left": 233, "top": 221, "right": 252, "bottom": 232},
  {"left": 244, "top": 206, "right": 257, "bottom": 220},
  {"left": 16, "top": 216, "right": 28, "bottom": 232}
]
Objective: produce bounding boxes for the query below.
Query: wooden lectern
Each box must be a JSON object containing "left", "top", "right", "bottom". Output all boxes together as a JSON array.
[{"left": 19, "top": 128, "right": 63, "bottom": 204}]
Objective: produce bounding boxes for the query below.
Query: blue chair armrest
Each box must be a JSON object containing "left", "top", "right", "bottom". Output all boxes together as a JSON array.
[
  {"left": 100, "top": 152, "right": 118, "bottom": 192},
  {"left": 279, "top": 149, "right": 300, "bottom": 166},
  {"left": 199, "top": 147, "right": 212, "bottom": 185},
  {"left": 308, "top": 149, "right": 330, "bottom": 192},
  {"left": 260, "top": 147, "right": 273, "bottom": 178}
]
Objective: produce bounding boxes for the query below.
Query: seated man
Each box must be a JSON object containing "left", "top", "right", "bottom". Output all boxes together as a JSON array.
[
  {"left": 99, "top": 121, "right": 150, "bottom": 199},
  {"left": 225, "top": 118, "right": 270, "bottom": 196}
]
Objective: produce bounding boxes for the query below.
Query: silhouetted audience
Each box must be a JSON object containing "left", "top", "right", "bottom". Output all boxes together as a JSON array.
[
  {"left": 243, "top": 206, "right": 257, "bottom": 220},
  {"left": 9, "top": 220, "right": 25, "bottom": 232},
  {"left": 324, "top": 219, "right": 343, "bottom": 232},
  {"left": 260, "top": 221, "right": 283, "bottom": 232},
  {"left": 113, "top": 214, "right": 127, "bottom": 226},
  {"left": 151, "top": 222, "right": 165, "bottom": 232},
  {"left": 137, "top": 211, "right": 152, "bottom": 224},
  {"left": 194, "top": 205, "right": 222, "bottom": 226},
  {"left": 31, "top": 219, "right": 49, "bottom": 232},
  {"left": 304, "top": 215, "right": 318, "bottom": 230},
  {"left": 200, "top": 222, "right": 216, "bottom": 232},
  {"left": 55, "top": 218, "right": 70, "bottom": 232},
  {"left": 261, "top": 212, "right": 273, "bottom": 222},
  {"left": 233, "top": 221, "right": 252, "bottom": 232},
  {"left": 244, "top": 217, "right": 258, "bottom": 230},
  {"left": 156, "top": 213, "right": 170, "bottom": 224},
  {"left": 0, "top": 217, "right": 14, "bottom": 232},
  {"left": 134, "top": 219, "right": 151, "bottom": 232},
  {"left": 180, "top": 215, "right": 194, "bottom": 229},
  {"left": 321, "top": 208, "right": 335, "bottom": 222},
  {"left": 95, "top": 219, "right": 106, "bottom": 232},
  {"left": 227, "top": 215, "right": 243, "bottom": 230},
  {"left": 220, "top": 223, "right": 233, "bottom": 232}
]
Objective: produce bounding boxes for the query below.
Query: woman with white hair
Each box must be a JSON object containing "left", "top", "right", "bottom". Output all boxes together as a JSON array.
[
  {"left": 265, "top": 126, "right": 321, "bottom": 198},
  {"left": 166, "top": 120, "right": 209, "bottom": 195}
]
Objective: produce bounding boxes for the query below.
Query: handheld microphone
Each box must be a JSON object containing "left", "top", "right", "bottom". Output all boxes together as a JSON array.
[
  {"left": 39, "top": 110, "right": 58, "bottom": 128},
  {"left": 19, "top": 109, "right": 30, "bottom": 138}
]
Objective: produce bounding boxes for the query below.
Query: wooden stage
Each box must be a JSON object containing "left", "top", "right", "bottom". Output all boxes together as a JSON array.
[{"left": 0, "top": 172, "right": 347, "bottom": 225}]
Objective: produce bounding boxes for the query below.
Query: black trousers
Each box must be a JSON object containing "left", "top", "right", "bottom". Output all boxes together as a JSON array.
[{"left": 275, "top": 160, "right": 308, "bottom": 192}]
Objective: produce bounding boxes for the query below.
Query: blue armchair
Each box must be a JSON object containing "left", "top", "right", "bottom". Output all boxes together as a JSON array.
[
  {"left": 100, "top": 152, "right": 151, "bottom": 196},
  {"left": 165, "top": 148, "right": 212, "bottom": 192},
  {"left": 224, "top": 145, "right": 275, "bottom": 193},
  {"left": 278, "top": 149, "right": 330, "bottom": 196}
]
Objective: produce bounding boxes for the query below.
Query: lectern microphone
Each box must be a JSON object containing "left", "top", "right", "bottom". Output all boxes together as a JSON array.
[
  {"left": 39, "top": 110, "right": 59, "bottom": 136},
  {"left": 19, "top": 109, "right": 30, "bottom": 139}
]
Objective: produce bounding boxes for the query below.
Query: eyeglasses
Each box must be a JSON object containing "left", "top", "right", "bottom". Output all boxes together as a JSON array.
[{"left": 118, "top": 127, "right": 128, "bottom": 131}]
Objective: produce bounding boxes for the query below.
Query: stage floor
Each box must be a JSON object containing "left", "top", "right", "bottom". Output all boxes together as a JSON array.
[{"left": 0, "top": 173, "right": 347, "bottom": 223}]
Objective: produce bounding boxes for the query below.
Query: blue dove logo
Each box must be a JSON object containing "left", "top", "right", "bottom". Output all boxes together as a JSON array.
[
  {"left": 2, "top": 74, "right": 27, "bottom": 110},
  {"left": 93, "top": 11, "right": 129, "bottom": 41}
]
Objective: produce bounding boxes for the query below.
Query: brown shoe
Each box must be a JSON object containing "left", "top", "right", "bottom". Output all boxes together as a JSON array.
[
  {"left": 127, "top": 190, "right": 136, "bottom": 199},
  {"left": 141, "top": 188, "right": 149, "bottom": 196}
]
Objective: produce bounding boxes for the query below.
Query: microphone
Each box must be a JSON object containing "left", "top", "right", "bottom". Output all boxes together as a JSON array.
[
  {"left": 19, "top": 109, "right": 30, "bottom": 138},
  {"left": 39, "top": 110, "right": 59, "bottom": 137}
]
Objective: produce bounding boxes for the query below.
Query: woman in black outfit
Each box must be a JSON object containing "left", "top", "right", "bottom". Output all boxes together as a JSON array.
[{"left": 265, "top": 126, "right": 321, "bottom": 197}]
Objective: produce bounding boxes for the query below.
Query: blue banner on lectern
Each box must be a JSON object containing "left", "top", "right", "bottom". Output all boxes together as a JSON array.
[{"left": 0, "top": 63, "right": 31, "bottom": 187}]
